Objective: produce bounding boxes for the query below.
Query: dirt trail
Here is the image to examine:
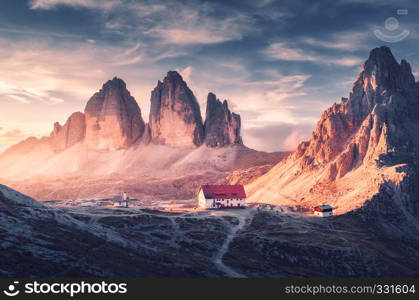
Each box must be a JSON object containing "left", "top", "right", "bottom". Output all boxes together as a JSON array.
[{"left": 212, "top": 208, "right": 255, "bottom": 278}]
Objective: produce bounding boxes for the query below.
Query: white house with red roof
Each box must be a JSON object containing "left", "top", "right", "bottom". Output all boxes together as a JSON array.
[
  {"left": 198, "top": 185, "right": 246, "bottom": 209},
  {"left": 313, "top": 205, "right": 333, "bottom": 217}
]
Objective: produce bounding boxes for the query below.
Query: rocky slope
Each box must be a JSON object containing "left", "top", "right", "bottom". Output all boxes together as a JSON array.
[
  {"left": 1, "top": 144, "right": 284, "bottom": 201},
  {"left": 2, "top": 184, "right": 419, "bottom": 277},
  {"left": 248, "top": 46, "right": 419, "bottom": 218}
]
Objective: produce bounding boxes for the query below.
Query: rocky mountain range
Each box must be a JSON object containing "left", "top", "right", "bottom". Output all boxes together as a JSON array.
[
  {"left": 5, "top": 71, "right": 243, "bottom": 154},
  {"left": 0, "top": 71, "right": 286, "bottom": 201},
  {"left": 248, "top": 46, "right": 419, "bottom": 221}
]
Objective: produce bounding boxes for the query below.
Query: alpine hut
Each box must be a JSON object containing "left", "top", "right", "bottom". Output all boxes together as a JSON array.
[{"left": 198, "top": 185, "right": 246, "bottom": 209}]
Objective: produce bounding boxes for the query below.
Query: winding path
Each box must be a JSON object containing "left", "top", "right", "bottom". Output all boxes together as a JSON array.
[{"left": 212, "top": 209, "right": 255, "bottom": 278}]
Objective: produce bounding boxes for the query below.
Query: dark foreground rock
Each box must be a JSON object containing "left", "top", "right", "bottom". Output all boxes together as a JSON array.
[{"left": 1, "top": 184, "right": 419, "bottom": 277}]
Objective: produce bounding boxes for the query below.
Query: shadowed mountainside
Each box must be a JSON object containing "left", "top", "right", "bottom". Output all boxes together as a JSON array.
[{"left": 1, "top": 184, "right": 419, "bottom": 277}]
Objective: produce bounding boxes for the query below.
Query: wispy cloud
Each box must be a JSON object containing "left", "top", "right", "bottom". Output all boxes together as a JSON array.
[
  {"left": 264, "top": 42, "right": 362, "bottom": 66},
  {"left": 145, "top": 8, "right": 253, "bottom": 45},
  {"left": 110, "top": 43, "right": 143, "bottom": 66},
  {"left": 0, "top": 40, "right": 102, "bottom": 105},
  {"left": 0, "top": 129, "right": 36, "bottom": 152},
  {"left": 244, "top": 123, "right": 313, "bottom": 152},
  {"left": 0, "top": 82, "right": 65, "bottom": 105},
  {"left": 179, "top": 66, "right": 193, "bottom": 84},
  {"left": 148, "top": 27, "right": 238, "bottom": 45},
  {"left": 202, "top": 70, "right": 314, "bottom": 126},
  {"left": 31, "top": 0, "right": 254, "bottom": 45},
  {"left": 302, "top": 31, "right": 370, "bottom": 52},
  {"left": 0, "top": 129, "right": 25, "bottom": 138},
  {"left": 30, "top": 0, "right": 118, "bottom": 10}
]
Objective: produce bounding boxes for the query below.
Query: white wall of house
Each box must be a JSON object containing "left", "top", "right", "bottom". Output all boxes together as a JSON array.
[
  {"left": 314, "top": 210, "right": 333, "bottom": 217},
  {"left": 198, "top": 190, "right": 246, "bottom": 209},
  {"left": 198, "top": 190, "right": 207, "bottom": 208}
]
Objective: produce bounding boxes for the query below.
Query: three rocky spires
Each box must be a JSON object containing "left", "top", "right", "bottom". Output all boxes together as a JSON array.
[{"left": 49, "top": 70, "right": 242, "bottom": 152}]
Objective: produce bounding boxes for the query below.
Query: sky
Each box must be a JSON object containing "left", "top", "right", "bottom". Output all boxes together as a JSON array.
[{"left": 0, "top": 0, "right": 419, "bottom": 153}]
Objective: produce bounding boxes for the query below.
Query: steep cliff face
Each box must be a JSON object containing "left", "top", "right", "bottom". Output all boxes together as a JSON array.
[
  {"left": 248, "top": 46, "right": 419, "bottom": 216},
  {"left": 204, "top": 92, "right": 242, "bottom": 147},
  {"left": 49, "top": 112, "right": 86, "bottom": 152},
  {"left": 149, "top": 71, "right": 204, "bottom": 148},
  {"left": 84, "top": 77, "right": 145, "bottom": 150},
  {"left": 298, "top": 47, "right": 416, "bottom": 170}
]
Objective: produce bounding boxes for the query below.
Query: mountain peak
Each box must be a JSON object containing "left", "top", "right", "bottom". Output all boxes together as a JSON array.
[
  {"left": 149, "top": 71, "right": 204, "bottom": 148},
  {"left": 296, "top": 46, "right": 417, "bottom": 170},
  {"left": 164, "top": 70, "right": 184, "bottom": 84},
  {"left": 367, "top": 46, "right": 394, "bottom": 61},
  {"left": 102, "top": 77, "right": 127, "bottom": 90},
  {"left": 357, "top": 46, "right": 415, "bottom": 93},
  {"left": 204, "top": 92, "right": 242, "bottom": 147},
  {"left": 84, "top": 78, "right": 145, "bottom": 150},
  {"left": 363, "top": 46, "right": 399, "bottom": 76}
]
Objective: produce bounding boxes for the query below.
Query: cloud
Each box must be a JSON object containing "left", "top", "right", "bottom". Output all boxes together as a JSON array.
[
  {"left": 179, "top": 66, "right": 193, "bottom": 84},
  {"left": 110, "top": 43, "right": 143, "bottom": 66},
  {"left": 0, "top": 37, "right": 163, "bottom": 107},
  {"left": 264, "top": 43, "right": 317, "bottom": 62},
  {"left": 283, "top": 129, "right": 308, "bottom": 150},
  {"left": 29, "top": 0, "right": 117, "bottom": 10},
  {"left": 187, "top": 61, "right": 315, "bottom": 125},
  {"left": 149, "top": 28, "right": 237, "bottom": 45},
  {"left": 145, "top": 11, "right": 252, "bottom": 45},
  {"left": 0, "top": 40, "right": 98, "bottom": 105},
  {"left": 264, "top": 42, "right": 362, "bottom": 66},
  {"left": 243, "top": 123, "right": 313, "bottom": 152},
  {"left": 0, "top": 82, "right": 64, "bottom": 105},
  {"left": 243, "top": 75, "right": 310, "bottom": 90},
  {"left": 149, "top": 49, "right": 188, "bottom": 63},
  {"left": 0, "top": 129, "right": 35, "bottom": 153},
  {"left": 302, "top": 31, "right": 370, "bottom": 52},
  {"left": 177, "top": 66, "right": 204, "bottom": 103},
  {"left": 207, "top": 72, "right": 317, "bottom": 146},
  {"left": 0, "top": 27, "right": 83, "bottom": 39},
  {"left": 0, "top": 129, "right": 25, "bottom": 138},
  {"left": 30, "top": 0, "right": 253, "bottom": 45}
]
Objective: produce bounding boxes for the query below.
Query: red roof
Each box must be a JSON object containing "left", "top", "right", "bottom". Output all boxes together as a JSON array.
[
  {"left": 313, "top": 205, "right": 333, "bottom": 212},
  {"left": 200, "top": 185, "right": 246, "bottom": 199}
]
